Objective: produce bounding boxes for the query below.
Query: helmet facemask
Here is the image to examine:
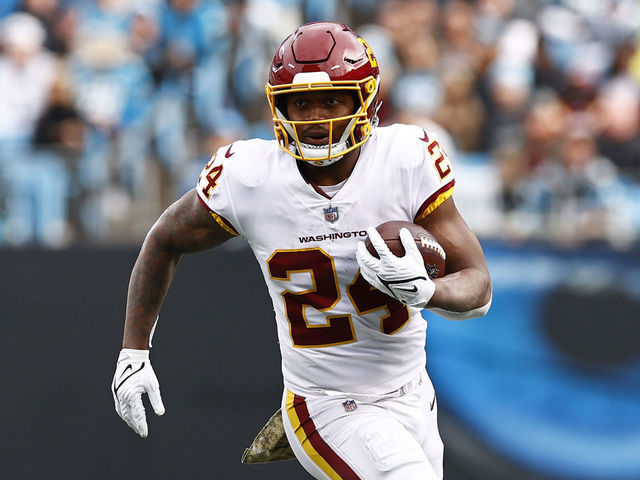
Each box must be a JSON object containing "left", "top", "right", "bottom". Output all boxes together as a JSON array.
[{"left": 266, "top": 75, "right": 380, "bottom": 166}]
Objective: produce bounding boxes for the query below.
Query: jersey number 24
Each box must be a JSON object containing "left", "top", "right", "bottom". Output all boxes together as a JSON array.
[{"left": 268, "top": 248, "right": 410, "bottom": 348}]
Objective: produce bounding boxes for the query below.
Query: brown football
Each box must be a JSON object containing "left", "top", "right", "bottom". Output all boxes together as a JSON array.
[{"left": 365, "top": 221, "right": 446, "bottom": 279}]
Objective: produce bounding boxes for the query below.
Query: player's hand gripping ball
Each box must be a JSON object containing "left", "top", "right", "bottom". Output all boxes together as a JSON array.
[
  {"left": 364, "top": 221, "right": 446, "bottom": 279},
  {"left": 356, "top": 221, "right": 446, "bottom": 308}
]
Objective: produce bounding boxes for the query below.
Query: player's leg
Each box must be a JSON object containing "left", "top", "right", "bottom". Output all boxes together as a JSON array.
[
  {"left": 282, "top": 390, "right": 440, "bottom": 480},
  {"left": 282, "top": 390, "right": 359, "bottom": 479},
  {"left": 325, "top": 411, "right": 442, "bottom": 480},
  {"left": 384, "top": 371, "right": 444, "bottom": 478}
]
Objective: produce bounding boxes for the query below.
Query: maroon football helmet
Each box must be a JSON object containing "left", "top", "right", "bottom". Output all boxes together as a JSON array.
[{"left": 265, "top": 22, "right": 381, "bottom": 165}]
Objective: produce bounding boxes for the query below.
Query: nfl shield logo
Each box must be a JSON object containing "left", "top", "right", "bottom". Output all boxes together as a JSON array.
[
  {"left": 426, "top": 264, "right": 440, "bottom": 279},
  {"left": 323, "top": 206, "right": 339, "bottom": 223},
  {"left": 342, "top": 399, "right": 357, "bottom": 412}
]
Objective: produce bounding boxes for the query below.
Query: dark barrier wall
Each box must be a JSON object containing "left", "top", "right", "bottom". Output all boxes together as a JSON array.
[
  {"left": 2, "top": 244, "right": 639, "bottom": 479},
  {"left": 0, "top": 246, "right": 307, "bottom": 479}
]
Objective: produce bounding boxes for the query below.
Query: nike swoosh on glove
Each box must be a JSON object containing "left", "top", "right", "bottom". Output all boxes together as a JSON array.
[
  {"left": 356, "top": 227, "right": 436, "bottom": 308},
  {"left": 111, "top": 349, "right": 165, "bottom": 438}
]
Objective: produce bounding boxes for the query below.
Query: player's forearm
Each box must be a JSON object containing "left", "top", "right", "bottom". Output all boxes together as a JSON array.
[
  {"left": 428, "top": 267, "right": 491, "bottom": 315},
  {"left": 122, "top": 232, "right": 183, "bottom": 349},
  {"left": 120, "top": 190, "right": 233, "bottom": 349}
]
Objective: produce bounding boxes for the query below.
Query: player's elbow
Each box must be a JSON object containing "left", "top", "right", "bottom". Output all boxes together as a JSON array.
[
  {"left": 469, "top": 273, "right": 492, "bottom": 318},
  {"left": 430, "top": 270, "right": 492, "bottom": 320},
  {"left": 470, "top": 292, "right": 492, "bottom": 319},
  {"left": 467, "top": 274, "right": 492, "bottom": 318},
  {"left": 478, "top": 274, "right": 492, "bottom": 309},
  {"left": 427, "top": 294, "right": 492, "bottom": 321}
]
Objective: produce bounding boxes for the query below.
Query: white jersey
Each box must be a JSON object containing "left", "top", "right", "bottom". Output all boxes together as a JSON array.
[{"left": 196, "top": 124, "right": 455, "bottom": 396}]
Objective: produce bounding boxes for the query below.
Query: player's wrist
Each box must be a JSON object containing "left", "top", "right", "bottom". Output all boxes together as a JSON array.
[
  {"left": 399, "top": 274, "right": 435, "bottom": 308},
  {"left": 122, "top": 337, "right": 151, "bottom": 350},
  {"left": 118, "top": 348, "right": 150, "bottom": 362},
  {"left": 413, "top": 280, "right": 436, "bottom": 308}
]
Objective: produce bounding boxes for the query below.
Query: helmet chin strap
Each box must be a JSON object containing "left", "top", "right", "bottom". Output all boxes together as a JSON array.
[
  {"left": 294, "top": 142, "right": 346, "bottom": 166},
  {"left": 283, "top": 113, "right": 359, "bottom": 166}
]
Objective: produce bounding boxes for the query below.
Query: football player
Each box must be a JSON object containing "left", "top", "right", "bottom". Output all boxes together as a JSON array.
[{"left": 112, "top": 22, "right": 491, "bottom": 480}]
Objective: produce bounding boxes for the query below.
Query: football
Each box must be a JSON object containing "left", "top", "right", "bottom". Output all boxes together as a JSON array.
[{"left": 365, "top": 221, "right": 446, "bottom": 279}]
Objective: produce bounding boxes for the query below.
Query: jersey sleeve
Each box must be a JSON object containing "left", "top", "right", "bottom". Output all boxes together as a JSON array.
[
  {"left": 195, "top": 147, "right": 242, "bottom": 237},
  {"left": 411, "top": 128, "right": 456, "bottom": 222}
]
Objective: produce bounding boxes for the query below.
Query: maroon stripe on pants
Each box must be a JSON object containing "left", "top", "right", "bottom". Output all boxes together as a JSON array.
[{"left": 293, "top": 395, "right": 362, "bottom": 480}]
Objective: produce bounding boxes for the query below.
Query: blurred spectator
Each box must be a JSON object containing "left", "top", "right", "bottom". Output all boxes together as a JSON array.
[
  {"left": 157, "top": 0, "right": 225, "bottom": 83},
  {"left": 594, "top": 76, "right": 640, "bottom": 179},
  {"left": 440, "top": 0, "right": 490, "bottom": 74},
  {"left": 0, "top": 0, "right": 638, "bottom": 248},
  {"left": 378, "top": 0, "right": 437, "bottom": 55},
  {"left": 474, "top": 0, "right": 516, "bottom": 46},
  {"left": 494, "top": 141, "right": 545, "bottom": 241},
  {"left": 0, "top": 12, "right": 71, "bottom": 246},
  {"left": 433, "top": 59, "right": 485, "bottom": 151},
  {"left": 483, "top": 19, "right": 538, "bottom": 149},
  {"left": 128, "top": 5, "right": 161, "bottom": 70},
  {"left": 33, "top": 66, "right": 85, "bottom": 240},
  {"left": 524, "top": 89, "right": 568, "bottom": 171},
  {"left": 0, "top": 12, "right": 57, "bottom": 151},
  {"left": 68, "top": 31, "right": 154, "bottom": 240},
  {"left": 541, "top": 129, "right": 628, "bottom": 247},
  {"left": 150, "top": 0, "right": 228, "bottom": 177},
  {"left": 390, "top": 33, "right": 442, "bottom": 123},
  {"left": 376, "top": 0, "right": 439, "bottom": 120},
  {"left": 74, "top": 0, "right": 134, "bottom": 38},
  {"left": 0, "top": 147, "right": 71, "bottom": 246},
  {"left": 34, "top": 67, "right": 83, "bottom": 150},
  {"left": 483, "top": 58, "right": 532, "bottom": 149},
  {"left": 379, "top": 0, "right": 443, "bottom": 124},
  {"left": 20, "top": 0, "right": 77, "bottom": 55}
]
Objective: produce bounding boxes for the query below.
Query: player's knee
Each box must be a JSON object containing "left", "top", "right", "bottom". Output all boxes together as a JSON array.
[{"left": 356, "top": 421, "right": 439, "bottom": 479}]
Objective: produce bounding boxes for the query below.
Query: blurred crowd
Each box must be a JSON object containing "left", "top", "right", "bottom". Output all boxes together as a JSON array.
[{"left": 0, "top": 0, "right": 639, "bottom": 248}]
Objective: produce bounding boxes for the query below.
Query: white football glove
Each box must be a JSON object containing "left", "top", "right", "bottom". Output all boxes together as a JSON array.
[
  {"left": 356, "top": 227, "right": 436, "bottom": 308},
  {"left": 111, "top": 348, "right": 165, "bottom": 438}
]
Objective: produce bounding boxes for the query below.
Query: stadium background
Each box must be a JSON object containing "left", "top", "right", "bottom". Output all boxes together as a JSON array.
[{"left": 1, "top": 0, "right": 639, "bottom": 479}]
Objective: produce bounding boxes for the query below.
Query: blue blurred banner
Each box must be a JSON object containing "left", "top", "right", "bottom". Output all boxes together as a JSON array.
[{"left": 425, "top": 241, "right": 640, "bottom": 480}]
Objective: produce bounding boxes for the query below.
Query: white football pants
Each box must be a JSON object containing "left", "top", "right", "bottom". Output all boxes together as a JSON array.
[{"left": 282, "top": 370, "right": 444, "bottom": 480}]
